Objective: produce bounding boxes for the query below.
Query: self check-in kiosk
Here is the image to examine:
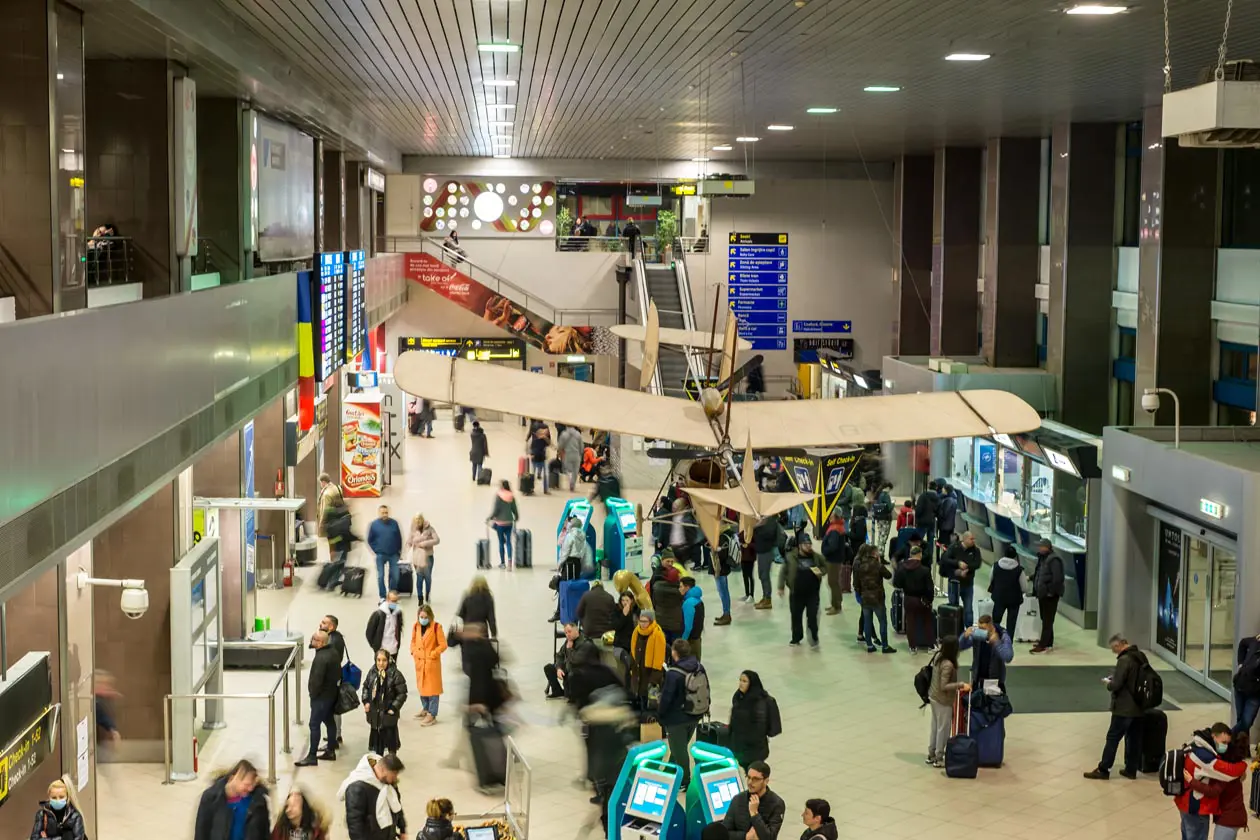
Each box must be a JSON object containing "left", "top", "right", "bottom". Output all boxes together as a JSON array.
[
  {"left": 609, "top": 741, "right": 686, "bottom": 840},
  {"left": 684, "top": 743, "right": 744, "bottom": 838},
  {"left": 559, "top": 498, "right": 599, "bottom": 562},
  {"left": 603, "top": 497, "right": 644, "bottom": 576}
]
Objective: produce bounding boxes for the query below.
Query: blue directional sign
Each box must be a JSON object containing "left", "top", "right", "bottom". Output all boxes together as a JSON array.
[
  {"left": 728, "top": 232, "right": 789, "bottom": 352},
  {"left": 792, "top": 320, "right": 851, "bottom": 334}
]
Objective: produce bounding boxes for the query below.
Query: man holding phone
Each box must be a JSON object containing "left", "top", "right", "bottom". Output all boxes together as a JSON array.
[{"left": 1084, "top": 633, "right": 1147, "bottom": 780}]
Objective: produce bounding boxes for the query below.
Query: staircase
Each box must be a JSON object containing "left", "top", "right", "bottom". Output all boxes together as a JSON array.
[{"left": 643, "top": 263, "right": 692, "bottom": 397}]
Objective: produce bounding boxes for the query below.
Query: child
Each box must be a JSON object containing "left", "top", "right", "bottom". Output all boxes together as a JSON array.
[{"left": 896, "top": 499, "right": 916, "bottom": 531}]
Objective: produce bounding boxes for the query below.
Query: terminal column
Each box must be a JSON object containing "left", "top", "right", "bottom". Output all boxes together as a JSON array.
[
  {"left": 197, "top": 99, "right": 249, "bottom": 283},
  {"left": 1132, "top": 105, "right": 1218, "bottom": 426},
  {"left": 324, "top": 150, "right": 347, "bottom": 252},
  {"left": 930, "top": 147, "right": 983, "bottom": 356},
  {"left": 1046, "top": 123, "right": 1121, "bottom": 433},
  {"left": 893, "top": 155, "right": 933, "bottom": 355},
  {"left": 981, "top": 138, "right": 1041, "bottom": 368}
]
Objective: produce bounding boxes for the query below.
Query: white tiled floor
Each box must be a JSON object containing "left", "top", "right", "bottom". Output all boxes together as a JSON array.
[{"left": 100, "top": 419, "right": 1232, "bottom": 839}]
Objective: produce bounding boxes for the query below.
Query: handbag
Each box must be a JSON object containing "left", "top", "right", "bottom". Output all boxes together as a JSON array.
[
  {"left": 335, "top": 681, "right": 360, "bottom": 715},
  {"left": 341, "top": 659, "right": 362, "bottom": 690}
]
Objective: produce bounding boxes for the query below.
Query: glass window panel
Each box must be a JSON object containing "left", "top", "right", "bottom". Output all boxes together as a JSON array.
[
  {"left": 1182, "top": 537, "right": 1210, "bottom": 673},
  {"left": 1208, "top": 547, "right": 1237, "bottom": 689},
  {"left": 1053, "top": 472, "right": 1087, "bottom": 543},
  {"left": 950, "top": 437, "right": 973, "bottom": 491},
  {"left": 1023, "top": 459, "right": 1054, "bottom": 534}
]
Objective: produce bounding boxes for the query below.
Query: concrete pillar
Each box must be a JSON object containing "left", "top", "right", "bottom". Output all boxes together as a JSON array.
[
  {"left": 323, "top": 150, "right": 346, "bottom": 253},
  {"left": 981, "top": 137, "right": 1041, "bottom": 368},
  {"left": 893, "top": 155, "right": 933, "bottom": 355},
  {"left": 1133, "top": 106, "right": 1218, "bottom": 426},
  {"left": 1046, "top": 123, "right": 1122, "bottom": 434},
  {"left": 85, "top": 59, "right": 177, "bottom": 299},
  {"left": 930, "top": 147, "right": 983, "bottom": 356},
  {"left": 345, "top": 161, "right": 367, "bottom": 251},
  {"left": 0, "top": 0, "right": 86, "bottom": 317},
  {"left": 313, "top": 138, "right": 326, "bottom": 253},
  {"left": 196, "top": 98, "right": 247, "bottom": 283}
]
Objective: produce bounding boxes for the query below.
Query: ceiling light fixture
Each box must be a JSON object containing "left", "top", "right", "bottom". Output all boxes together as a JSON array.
[
  {"left": 692, "top": 157, "right": 711, "bottom": 162},
  {"left": 766, "top": 124, "right": 794, "bottom": 131},
  {"left": 806, "top": 107, "right": 838, "bottom": 114},
  {"left": 488, "top": 121, "right": 513, "bottom": 128},
  {"left": 1065, "top": 3, "right": 1128, "bottom": 13},
  {"left": 493, "top": 154, "right": 511, "bottom": 159},
  {"left": 735, "top": 136, "right": 760, "bottom": 142},
  {"left": 712, "top": 144, "right": 733, "bottom": 151},
  {"left": 56, "top": 73, "right": 64, "bottom": 80},
  {"left": 485, "top": 104, "right": 516, "bottom": 110},
  {"left": 945, "top": 53, "right": 990, "bottom": 61},
  {"left": 864, "top": 85, "right": 901, "bottom": 92},
  {"left": 484, "top": 79, "right": 516, "bottom": 87},
  {"left": 478, "top": 43, "right": 520, "bottom": 52}
]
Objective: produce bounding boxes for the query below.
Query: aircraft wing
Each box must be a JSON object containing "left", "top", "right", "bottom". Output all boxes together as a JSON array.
[
  {"left": 726, "top": 390, "right": 1040, "bottom": 448},
  {"left": 610, "top": 324, "right": 753, "bottom": 351},
  {"left": 684, "top": 486, "right": 815, "bottom": 519},
  {"left": 393, "top": 350, "right": 722, "bottom": 448}
]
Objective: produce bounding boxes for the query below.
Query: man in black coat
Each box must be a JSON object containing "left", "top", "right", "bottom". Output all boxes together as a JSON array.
[
  {"left": 914, "top": 481, "right": 940, "bottom": 559},
  {"left": 576, "top": 581, "right": 619, "bottom": 638},
  {"left": 193, "top": 759, "right": 270, "bottom": 840},
  {"left": 297, "top": 630, "right": 342, "bottom": 766},
  {"left": 938, "top": 531, "right": 980, "bottom": 626},
  {"left": 544, "top": 622, "right": 596, "bottom": 700},
  {"left": 1084, "top": 634, "right": 1147, "bottom": 780},
  {"left": 721, "top": 760, "right": 786, "bottom": 840},
  {"left": 342, "top": 753, "right": 406, "bottom": 840},
  {"left": 320, "top": 614, "right": 347, "bottom": 750},
  {"left": 1031, "top": 537, "right": 1066, "bottom": 654}
]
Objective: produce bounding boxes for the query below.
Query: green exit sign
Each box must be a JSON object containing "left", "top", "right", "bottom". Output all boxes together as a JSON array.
[{"left": 1199, "top": 498, "right": 1226, "bottom": 520}]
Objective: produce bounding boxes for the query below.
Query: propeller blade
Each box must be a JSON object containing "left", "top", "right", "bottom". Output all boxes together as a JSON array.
[
  {"left": 638, "top": 301, "right": 660, "bottom": 392},
  {"left": 717, "top": 311, "right": 739, "bottom": 392},
  {"left": 714, "top": 354, "right": 764, "bottom": 393}
]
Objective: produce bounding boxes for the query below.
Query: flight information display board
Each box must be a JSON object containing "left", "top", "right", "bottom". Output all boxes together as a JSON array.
[
  {"left": 315, "top": 252, "right": 347, "bottom": 381},
  {"left": 727, "top": 231, "right": 788, "bottom": 351},
  {"left": 345, "top": 249, "right": 366, "bottom": 363}
]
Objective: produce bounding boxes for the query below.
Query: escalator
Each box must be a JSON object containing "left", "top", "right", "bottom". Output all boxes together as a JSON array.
[{"left": 643, "top": 262, "right": 692, "bottom": 397}]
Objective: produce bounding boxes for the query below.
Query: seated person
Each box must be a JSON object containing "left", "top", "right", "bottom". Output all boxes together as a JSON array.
[{"left": 544, "top": 622, "right": 595, "bottom": 700}]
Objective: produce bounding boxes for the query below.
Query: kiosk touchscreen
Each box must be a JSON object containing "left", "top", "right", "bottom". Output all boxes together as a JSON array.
[
  {"left": 603, "top": 497, "right": 643, "bottom": 575},
  {"left": 684, "top": 743, "right": 744, "bottom": 837},
  {"left": 558, "top": 498, "right": 598, "bottom": 562},
  {"left": 608, "top": 743, "right": 685, "bottom": 840}
]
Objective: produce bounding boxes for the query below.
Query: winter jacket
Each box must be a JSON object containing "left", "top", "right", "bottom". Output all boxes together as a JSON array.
[
  {"left": 751, "top": 517, "right": 786, "bottom": 555},
  {"left": 959, "top": 624, "right": 1014, "bottom": 687},
  {"left": 29, "top": 802, "right": 88, "bottom": 840},
  {"left": 938, "top": 542, "right": 979, "bottom": 585},
  {"left": 340, "top": 755, "right": 405, "bottom": 840},
  {"left": 361, "top": 663, "right": 408, "bottom": 729},
  {"left": 681, "top": 585, "right": 705, "bottom": 641},
  {"left": 530, "top": 434, "right": 549, "bottom": 463},
  {"left": 269, "top": 797, "right": 328, "bottom": 840},
  {"left": 1235, "top": 637, "right": 1260, "bottom": 695},
  {"left": 928, "top": 655, "right": 965, "bottom": 705},
  {"left": 452, "top": 635, "right": 504, "bottom": 711},
  {"left": 820, "top": 524, "right": 850, "bottom": 565},
  {"left": 417, "top": 817, "right": 456, "bottom": 840},
  {"left": 1206, "top": 732, "right": 1251, "bottom": 828},
  {"left": 325, "top": 506, "right": 358, "bottom": 549},
  {"left": 938, "top": 494, "right": 959, "bottom": 534},
  {"left": 1175, "top": 729, "right": 1249, "bottom": 817},
  {"left": 838, "top": 483, "right": 864, "bottom": 519},
  {"left": 407, "top": 521, "right": 439, "bottom": 567},
  {"left": 658, "top": 655, "right": 705, "bottom": 727},
  {"left": 799, "top": 820, "right": 838, "bottom": 840},
  {"left": 722, "top": 788, "right": 786, "bottom": 840},
  {"left": 554, "top": 634, "right": 597, "bottom": 675},
  {"left": 914, "top": 489, "right": 939, "bottom": 528},
  {"left": 456, "top": 591, "right": 498, "bottom": 638},
  {"left": 895, "top": 506, "right": 915, "bottom": 530},
  {"left": 612, "top": 605, "right": 638, "bottom": 651},
  {"left": 872, "top": 489, "right": 894, "bottom": 521},
  {"left": 853, "top": 553, "right": 892, "bottom": 605},
  {"left": 469, "top": 427, "right": 490, "bottom": 462},
  {"left": 1107, "top": 645, "right": 1149, "bottom": 718},
  {"left": 631, "top": 620, "right": 667, "bottom": 672},
  {"left": 194, "top": 773, "right": 271, "bottom": 840},
  {"left": 308, "top": 644, "right": 342, "bottom": 702},
  {"left": 892, "top": 555, "right": 934, "bottom": 600},
  {"left": 489, "top": 489, "right": 519, "bottom": 526},
  {"left": 367, "top": 517, "right": 403, "bottom": 557},
  {"left": 577, "top": 585, "right": 619, "bottom": 638},
  {"left": 777, "top": 547, "right": 825, "bottom": 593},
  {"left": 594, "top": 471, "right": 621, "bottom": 502},
  {"left": 366, "top": 603, "right": 404, "bottom": 655},
  {"left": 847, "top": 516, "right": 868, "bottom": 554},
  {"left": 558, "top": 427, "right": 583, "bottom": 472},
  {"left": 317, "top": 482, "right": 344, "bottom": 526},
  {"left": 988, "top": 556, "right": 1026, "bottom": 606},
  {"left": 1032, "top": 550, "right": 1066, "bottom": 598},
  {"left": 409, "top": 619, "right": 447, "bottom": 697},
  {"left": 653, "top": 579, "right": 684, "bottom": 633},
  {"left": 729, "top": 690, "right": 771, "bottom": 767}
]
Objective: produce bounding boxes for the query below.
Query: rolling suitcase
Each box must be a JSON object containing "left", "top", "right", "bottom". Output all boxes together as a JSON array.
[
  {"left": 971, "top": 708, "right": 1005, "bottom": 767},
  {"left": 518, "top": 456, "right": 529, "bottom": 477},
  {"left": 520, "top": 473, "right": 535, "bottom": 495},
  {"left": 559, "top": 579, "right": 590, "bottom": 624},
  {"left": 317, "top": 559, "right": 343, "bottom": 589},
  {"left": 467, "top": 713, "right": 507, "bottom": 787},
  {"left": 454, "top": 412, "right": 466, "bottom": 432},
  {"left": 937, "top": 603, "right": 963, "bottom": 641},
  {"left": 477, "top": 537, "right": 492, "bottom": 570},
  {"left": 477, "top": 467, "right": 493, "bottom": 486},
  {"left": 341, "top": 566, "right": 366, "bottom": 597},
  {"left": 1250, "top": 766, "right": 1260, "bottom": 816},
  {"left": 1015, "top": 595, "right": 1042, "bottom": 644},
  {"left": 890, "top": 588, "right": 905, "bottom": 635},
  {"left": 696, "top": 719, "right": 730, "bottom": 748},
  {"left": 396, "top": 564, "right": 414, "bottom": 597},
  {"left": 945, "top": 691, "right": 979, "bottom": 779},
  {"left": 1140, "top": 708, "right": 1169, "bottom": 773},
  {"left": 515, "top": 528, "right": 533, "bottom": 568}
]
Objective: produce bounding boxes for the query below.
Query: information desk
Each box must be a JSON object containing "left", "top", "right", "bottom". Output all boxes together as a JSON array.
[
  {"left": 684, "top": 742, "right": 743, "bottom": 838},
  {"left": 603, "top": 497, "right": 644, "bottom": 576},
  {"left": 608, "top": 742, "right": 685, "bottom": 840}
]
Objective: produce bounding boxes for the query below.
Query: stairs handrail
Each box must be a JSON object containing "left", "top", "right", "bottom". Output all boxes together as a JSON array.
[
  {"left": 673, "top": 244, "right": 707, "bottom": 386},
  {"left": 633, "top": 255, "right": 663, "bottom": 396}
]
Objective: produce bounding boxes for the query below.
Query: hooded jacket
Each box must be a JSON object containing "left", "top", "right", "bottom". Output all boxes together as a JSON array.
[
  {"left": 820, "top": 522, "right": 850, "bottom": 565},
  {"left": 1106, "top": 645, "right": 1149, "bottom": 718},
  {"left": 892, "top": 554, "right": 933, "bottom": 600},
  {"left": 407, "top": 520, "right": 440, "bottom": 566},
  {"left": 914, "top": 488, "right": 939, "bottom": 528},
  {"left": 194, "top": 773, "right": 270, "bottom": 840},
  {"left": 658, "top": 655, "right": 705, "bottom": 727},
  {"left": 652, "top": 577, "right": 684, "bottom": 633},
  {"left": 1175, "top": 730, "right": 1249, "bottom": 816},
  {"left": 681, "top": 584, "right": 705, "bottom": 640},
  {"left": 339, "top": 755, "right": 405, "bottom": 840},
  {"left": 852, "top": 551, "right": 892, "bottom": 605},
  {"left": 988, "top": 555, "right": 1026, "bottom": 605},
  {"left": 938, "top": 493, "right": 959, "bottom": 533},
  {"left": 366, "top": 602, "right": 403, "bottom": 656},
  {"left": 777, "top": 546, "right": 824, "bottom": 593},
  {"left": 488, "top": 489, "right": 519, "bottom": 526},
  {"left": 751, "top": 517, "right": 786, "bottom": 555},
  {"left": 30, "top": 801, "right": 88, "bottom": 840},
  {"left": 729, "top": 673, "right": 771, "bottom": 767},
  {"left": 469, "top": 426, "right": 490, "bottom": 462},
  {"left": 417, "top": 817, "right": 457, "bottom": 840},
  {"left": 1184, "top": 731, "right": 1251, "bottom": 828}
]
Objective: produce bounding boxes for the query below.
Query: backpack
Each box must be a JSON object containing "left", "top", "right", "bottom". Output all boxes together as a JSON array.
[
  {"left": 873, "top": 492, "right": 893, "bottom": 520},
  {"left": 1132, "top": 658, "right": 1164, "bottom": 710},
  {"left": 1159, "top": 747, "right": 1187, "bottom": 796},
  {"left": 765, "top": 695, "right": 783, "bottom": 738},
  {"left": 672, "top": 665, "right": 711, "bottom": 716},
  {"left": 914, "top": 655, "right": 936, "bottom": 708}
]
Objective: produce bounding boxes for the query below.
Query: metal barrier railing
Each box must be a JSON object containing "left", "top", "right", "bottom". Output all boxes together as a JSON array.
[
  {"left": 84, "top": 235, "right": 135, "bottom": 286},
  {"left": 162, "top": 639, "right": 303, "bottom": 784}
]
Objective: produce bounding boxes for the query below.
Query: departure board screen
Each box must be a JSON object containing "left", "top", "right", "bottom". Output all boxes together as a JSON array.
[
  {"left": 316, "top": 252, "right": 346, "bottom": 381},
  {"left": 345, "top": 249, "right": 366, "bottom": 363}
]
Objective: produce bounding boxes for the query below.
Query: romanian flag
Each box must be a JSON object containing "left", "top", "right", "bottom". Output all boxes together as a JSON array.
[{"left": 296, "top": 271, "right": 315, "bottom": 431}]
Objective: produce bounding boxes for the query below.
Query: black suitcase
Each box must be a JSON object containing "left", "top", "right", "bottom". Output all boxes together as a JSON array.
[
  {"left": 520, "top": 473, "right": 535, "bottom": 495},
  {"left": 1250, "top": 765, "right": 1260, "bottom": 816},
  {"left": 454, "top": 412, "right": 466, "bottom": 432},
  {"left": 477, "top": 467, "right": 493, "bottom": 486},
  {"left": 341, "top": 566, "right": 366, "bottom": 597},
  {"left": 317, "top": 560, "right": 343, "bottom": 589},
  {"left": 696, "top": 720, "right": 730, "bottom": 748},
  {"left": 937, "top": 603, "right": 963, "bottom": 641},
  {"left": 408, "top": 413, "right": 421, "bottom": 435},
  {"left": 891, "top": 588, "right": 905, "bottom": 635},
  {"left": 515, "top": 528, "right": 533, "bottom": 569},
  {"left": 396, "top": 564, "right": 414, "bottom": 597},
  {"left": 549, "top": 467, "right": 562, "bottom": 490},
  {"left": 945, "top": 691, "right": 978, "bottom": 779},
  {"left": 467, "top": 714, "right": 507, "bottom": 787},
  {"left": 477, "top": 538, "right": 492, "bottom": 570},
  {"left": 1140, "top": 708, "right": 1168, "bottom": 773}
]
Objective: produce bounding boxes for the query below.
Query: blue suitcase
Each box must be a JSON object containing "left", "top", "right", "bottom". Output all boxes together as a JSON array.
[
  {"left": 971, "top": 713, "right": 1005, "bottom": 767},
  {"left": 559, "top": 579, "right": 590, "bottom": 624},
  {"left": 945, "top": 693, "right": 979, "bottom": 779}
]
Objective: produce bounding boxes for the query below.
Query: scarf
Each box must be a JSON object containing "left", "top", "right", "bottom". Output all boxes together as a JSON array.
[{"left": 337, "top": 754, "right": 402, "bottom": 829}]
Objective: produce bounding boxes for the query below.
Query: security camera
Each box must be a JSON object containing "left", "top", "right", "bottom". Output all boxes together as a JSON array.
[
  {"left": 1141, "top": 390, "right": 1161, "bottom": 414},
  {"left": 120, "top": 586, "right": 149, "bottom": 620}
]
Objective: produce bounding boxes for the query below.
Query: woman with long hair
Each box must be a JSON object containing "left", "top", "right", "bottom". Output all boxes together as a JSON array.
[
  {"left": 926, "top": 636, "right": 968, "bottom": 768},
  {"left": 28, "top": 778, "right": 87, "bottom": 840},
  {"left": 456, "top": 574, "right": 498, "bottom": 639},
  {"left": 410, "top": 602, "right": 447, "bottom": 726},
  {"left": 361, "top": 648, "right": 408, "bottom": 755},
  {"left": 407, "top": 513, "right": 440, "bottom": 602},
  {"left": 270, "top": 788, "right": 328, "bottom": 840}
]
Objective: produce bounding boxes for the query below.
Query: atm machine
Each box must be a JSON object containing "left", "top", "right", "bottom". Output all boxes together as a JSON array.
[
  {"left": 558, "top": 498, "right": 598, "bottom": 562},
  {"left": 684, "top": 743, "right": 744, "bottom": 838},
  {"left": 603, "top": 497, "right": 644, "bottom": 576},
  {"left": 608, "top": 741, "right": 686, "bottom": 840}
]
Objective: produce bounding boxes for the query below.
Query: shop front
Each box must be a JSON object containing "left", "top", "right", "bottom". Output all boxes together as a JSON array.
[{"left": 1099, "top": 426, "right": 1260, "bottom": 701}]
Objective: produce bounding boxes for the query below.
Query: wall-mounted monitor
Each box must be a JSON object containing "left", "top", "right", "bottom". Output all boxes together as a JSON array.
[
  {"left": 1042, "top": 447, "right": 1080, "bottom": 477},
  {"left": 1016, "top": 436, "right": 1046, "bottom": 462}
]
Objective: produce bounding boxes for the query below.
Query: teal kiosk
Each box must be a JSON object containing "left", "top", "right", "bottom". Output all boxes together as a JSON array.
[
  {"left": 608, "top": 741, "right": 686, "bottom": 840},
  {"left": 558, "top": 498, "right": 599, "bottom": 563},
  {"left": 685, "top": 742, "right": 744, "bottom": 837},
  {"left": 604, "top": 497, "right": 644, "bottom": 576}
]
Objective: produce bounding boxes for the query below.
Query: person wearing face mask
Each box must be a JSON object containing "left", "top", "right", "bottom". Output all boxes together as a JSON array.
[
  {"left": 1171, "top": 723, "right": 1249, "bottom": 839},
  {"left": 29, "top": 779, "right": 87, "bottom": 840},
  {"left": 409, "top": 603, "right": 447, "bottom": 726},
  {"left": 366, "top": 591, "right": 403, "bottom": 664},
  {"left": 1084, "top": 634, "right": 1152, "bottom": 781},
  {"left": 957, "top": 614, "right": 1014, "bottom": 692},
  {"left": 269, "top": 788, "right": 329, "bottom": 840},
  {"left": 362, "top": 648, "right": 408, "bottom": 755}
]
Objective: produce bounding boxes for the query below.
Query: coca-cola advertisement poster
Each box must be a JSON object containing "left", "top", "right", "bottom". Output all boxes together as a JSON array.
[
  {"left": 404, "top": 252, "right": 592, "bottom": 354},
  {"left": 340, "top": 396, "right": 383, "bottom": 498}
]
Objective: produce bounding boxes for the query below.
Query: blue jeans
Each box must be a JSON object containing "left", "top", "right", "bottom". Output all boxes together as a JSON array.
[
  {"left": 715, "top": 574, "right": 731, "bottom": 616},
  {"left": 375, "top": 553, "right": 400, "bottom": 600},
  {"left": 416, "top": 559, "right": 433, "bottom": 602},
  {"left": 492, "top": 523, "right": 513, "bottom": 565},
  {"left": 533, "top": 460, "right": 547, "bottom": 491},
  {"left": 1234, "top": 692, "right": 1260, "bottom": 734},
  {"left": 861, "top": 604, "right": 889, "bottom": 648},
  {"left": 307, "top": 697, "right": 337, "bottom": 759},
  {"left": 421, "top": 695, "right": 440, "bottom": 718},
  {"left": 472, "top": 460, "right": 483, "bottom": 481},
  {"left": 949, "top": 581, "right": 975, "bottom": 627},
  {"left": 1180, "top": 812, "right": 1210, "bottom": 840}
]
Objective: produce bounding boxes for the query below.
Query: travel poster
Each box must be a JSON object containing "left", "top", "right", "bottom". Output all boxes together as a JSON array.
[{"left": 1156, "top": 521, "right": 1182, "bottom": 655}]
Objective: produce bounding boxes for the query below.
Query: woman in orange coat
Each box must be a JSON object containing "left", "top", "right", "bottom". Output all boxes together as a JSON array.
[{"left": 410, "top": 603, "right": 447, "bottom": 726}]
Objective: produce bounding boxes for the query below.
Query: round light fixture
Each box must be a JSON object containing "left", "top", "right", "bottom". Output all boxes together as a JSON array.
[
  {"left": 520, "top": 208, "right": 530, "bottom": 218},
  {"left": 495, "top": 183, "right": 506, "bottom": 193},
  {"left": 447, "top": 195, "right": 457, "bottom": 205},
  {"left": 531, "top": 207, "right": 541, "bottom": 218},
  {"left": 520, "top": 220, "right": 530, "bottom": 230},
  {"left": 531, "top": 195, "right": 542, "bottom": 206},
  {"left": 447, "top": 183, "right": 457, "bottom": 193},
  {"left": 532, "top": 183, "right": 542, "bottom": 193},
  {"left": 448, "top": 220, "right": 458, "bottom": 229},
  {"left": 422, "top": 195, "right": 433, "bottom": 206},
  {"left": 436, "top": 220, "right": 446, "bottom": 230},
  {"left": 539, "top": 219, "right": 555, "bottom": 235},
  {"left": 423, "top": 207, "right": 434, "bottom": 218},
  {"left": 543, "top": 195, "right": 554, "bottom": 206},
  {"left": 519, "top": 184, "right": 530, "bottom": 193},
  {"left": 459, "top": 207, "right": 470, "bottom": 217},
  {"left": 460, "top": 195, "right": 470, "bottom": 205},
  {"left": 423, "top": 177, "right": 438, "bottom": 193},
  {"left": 508, "top": 195, "right": 518, "bottom": 206},
  {"left": 472, "top": 220, "right": 483, "bottom": 230},
  {"left": 473, "top": 190, "right": 505, "bottom": 222}
]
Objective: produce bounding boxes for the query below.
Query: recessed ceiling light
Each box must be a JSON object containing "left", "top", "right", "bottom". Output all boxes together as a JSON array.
[
  {"left": 712, "top": 144, "right": 733, "bottom": 151},
  {"left": 735, "top": 136, "right": 759, "bottom": 142},
  {"left": 692, "top": 157, "right": 711, "bottom": 162},
  {"left": 478, "top": 43, "right": 520, "bottom": 52},
  {"left": 484, "top": 79, "right": 516, "bottom": 87},
  {"left": 1065, "top": 3, "right": 1127, "bottom": 13},
  {"left": 489, "top": 121, "right": 513, "bottom": 128},
  {"left": 56, "top": 73, "right": 64, "bottom": 80},
  {"left": 806, "top": 107, "right": 838, "bottom": 114},
  {"left": 485, "top": 104, "right": 516, "bottom": 110},
  {"left": 494, "top": 154, "right": 511, "bottom": 159},
  {"left": 766, "top": 124, "right": 794, "bottom": 131},
  {"left": 864, "top": 85, "right": 901, "bottom": 92},
  {"left": 945, "top": 53, "right": 990, "bottom": 61}
]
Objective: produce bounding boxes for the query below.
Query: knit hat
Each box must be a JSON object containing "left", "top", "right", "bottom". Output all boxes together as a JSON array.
[
  {"left": 663, "top": 566, "right": 680, "bottom": 583},
  {"left": 796, "top": 531, "right": 813, "bottom": 545}
]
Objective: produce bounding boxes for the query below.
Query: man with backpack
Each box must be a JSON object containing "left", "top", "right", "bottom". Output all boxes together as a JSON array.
[
  {"left": 1231, "top": 633, "right": 1260, "bottom": 734},
  {"left": 658, "top": 638, "right": 709, "bottom": 790},
  {"left": 1085, "top": 633, "right": 1158, "bottom": 780}
]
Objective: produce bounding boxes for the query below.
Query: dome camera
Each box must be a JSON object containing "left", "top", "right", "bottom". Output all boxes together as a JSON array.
[
  {"left": 119, "top": 586, "right": 149, "bottom": 620},
  {"left": 1141, "top": 390, "right": 1161, "bottom": 414}
]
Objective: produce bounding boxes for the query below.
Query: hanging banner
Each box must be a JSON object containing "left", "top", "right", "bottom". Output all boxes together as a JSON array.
[
  {"left": 818, "top": 449, "right": 863, "bottom": 524},
  {"left": 0, "top": 704, "right": 59, "bottom": 809},
  {"left": 778, "top": 455, "right": 821, "bottom": 530},
  {"left": 341, "top": 396, "right": 384, "bottom": 497},
  {"left": 1156, "top": 521, "right": 1182, "bottom": 656}
]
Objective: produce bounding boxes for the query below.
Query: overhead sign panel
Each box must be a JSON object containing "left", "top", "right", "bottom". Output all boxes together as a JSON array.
[{"left": 728, "top": 232, "right": 789, "bottom": 351}]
